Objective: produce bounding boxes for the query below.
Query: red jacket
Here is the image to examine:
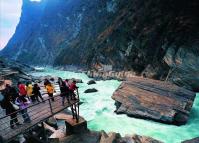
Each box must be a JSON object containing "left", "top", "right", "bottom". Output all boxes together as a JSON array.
[
  {"left": 69, "top": 83, "right": 77, "bottom": 91},
  {"left": 18, "top": 84, "right": 27, "bottom": 95}
]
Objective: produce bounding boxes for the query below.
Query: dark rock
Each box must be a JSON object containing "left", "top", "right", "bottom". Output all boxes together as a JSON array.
[
  {"left": 99, "top": 132, "right": 121, "bottom": 143},
  {"left": 112, "top": 77, "right": 195, "bottom": 125},
  {"left": 131, "top": 135, "right": 163, "bottom": 143},
  {"left": 87, "top": 80, "right": 96, "bottom": 85},
  {"left": 98, "top": 131, "right": 163, "bottom": 143},
  {"left": 182, "top": 137, "right": 199, "bottom": 143},
  {"left": 84, "top": 88, "right": 98, "bottom": 93},
  {"left": 61, "top": 129, "right": 163, "bottom": 143},
  {"left": 61, "top": 131, "right": 101, "bottom": 143},
  {"left": 70, "top": 78, "right": 83, "bottom": 83}
]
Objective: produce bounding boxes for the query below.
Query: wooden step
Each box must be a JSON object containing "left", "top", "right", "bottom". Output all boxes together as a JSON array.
[{"left": 54, "top": 114, "right": 87, "bottom": 135}]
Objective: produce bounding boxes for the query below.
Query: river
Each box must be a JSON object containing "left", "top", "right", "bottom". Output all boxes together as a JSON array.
[{"left": 31, "top": 68, "right": 199, "bottom": 143}]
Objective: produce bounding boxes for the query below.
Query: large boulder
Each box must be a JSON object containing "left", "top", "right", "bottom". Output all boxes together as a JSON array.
[
  {"left": 112, "top": 76, "right": 195, "bottom": 125},
  {"left": 87, "top": 80, "right": 96, "bottom": 85},
  {"left": 84, "top": 88, "right": 98, "bottom": 93}
]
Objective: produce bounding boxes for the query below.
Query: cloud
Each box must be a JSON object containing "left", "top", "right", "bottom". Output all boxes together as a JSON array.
[{"left": 0, "top": 0, "right": 22, "bottom": 50}]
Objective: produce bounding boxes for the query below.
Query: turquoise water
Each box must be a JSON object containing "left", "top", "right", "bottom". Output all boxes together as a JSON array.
[{"left": 31, "top": 68, "right": 199, "bottom": 143}]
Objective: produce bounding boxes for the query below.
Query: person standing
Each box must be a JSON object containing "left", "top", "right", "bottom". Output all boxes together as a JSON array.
[
  {"left": 69, "top": 80, "right": 78, "bottom": 100},
  {"left": 0, "top": 84, "right": 21, "bottom": 129},
  {"left": 33, "top": 83, "right": 44, "bottom": 102},
  {"left": 45, "top": 82, "right": 55, "bottom": 101},
  {"left": 26, "top": 82, "right": 34, "bottom": 102},
  {"left": 5, "top": 84, "right": 19, "bottom": 102},
  {"left": 58, "top": 78, "right": 69, "bottom": 106},
  {"left": 15, "top": 97, "right": 31, "bottom": 123},
  {"left": 18, "top": 82, "right": 27, "bottom": 102},
  {"left": 44, "top": 79, "right": 50, "bottom": 87}
]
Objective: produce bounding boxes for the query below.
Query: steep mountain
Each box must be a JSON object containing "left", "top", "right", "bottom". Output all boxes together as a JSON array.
[{"left": 1, "top": 0, "right": 199, "bottom": 91}]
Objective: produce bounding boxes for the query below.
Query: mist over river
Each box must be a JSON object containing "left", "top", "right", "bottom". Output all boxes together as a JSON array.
[{"left": 31, "top": 68, "right": 199, "bottom": 143}]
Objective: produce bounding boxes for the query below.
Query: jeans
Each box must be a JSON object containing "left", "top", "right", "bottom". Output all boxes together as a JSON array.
[
  {"left": 61, "top": 94, "right": 70, "bottom": 106},
  {"left": 35, "top": 93, "right": 44, "bottom": 102},
  {"left": 21, "top": 108, "right": 31, "bottom": 123},
  {"left": 48, "top": 93, "right": 54, "bottom": 101},
  {"left": 10, "top": 113, "right": 19, "bottom": 128}
]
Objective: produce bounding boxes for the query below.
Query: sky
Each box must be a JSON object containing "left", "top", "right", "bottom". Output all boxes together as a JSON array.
[
  {"left": 0, "top": 0, "right": 41, "bottom": 50},
  {"left": 0, "top": 0, "right": 22, "bottom": 50}
]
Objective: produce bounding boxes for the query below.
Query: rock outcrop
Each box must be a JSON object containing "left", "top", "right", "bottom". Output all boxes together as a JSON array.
[
  {"left": 112, "top": 76, "right": 195, "bottom": 125},
  {"left": 99, "top": 132, "right": 163, "bottom": 143},
  {"left": 1, "top": 0, "right": 199, "bottom": 91},
  {"left": 62, "top": 131, "right": 163, "bottom": 143},
  {"left": 84, "top": 88, "right": 98, "bottom": 93},
  {"left": 182, "top": 137, "right": 199, "bottom": 143},
  {"left": 54, "top": 113, "right": 163, "bottom": 143},
  {"left": 0, "top": 57, "right": 33, "bottom": 86},
  {"left": 87, "top": 80, "right": 96, "bottom": 85}
]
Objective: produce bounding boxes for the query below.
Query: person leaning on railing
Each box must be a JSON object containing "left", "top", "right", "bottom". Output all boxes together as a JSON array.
[{"left": 69, "top": 80, "right": 78, "bottom": 100}]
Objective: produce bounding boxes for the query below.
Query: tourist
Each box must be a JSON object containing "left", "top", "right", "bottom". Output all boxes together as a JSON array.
[
  {"left": 65, "top": 79, "right": 70, "bottom": 88},
  {"left": 18, "top": 82, "right": 27, "bottom": 102},
  {"left": 45, "top": 82, "right": 55, "bottom": 101},
  {"left": 0, "top": 84, "right": 21, "bottom": 129},
  {"left": 69, "top": 80, "right": 78, "bottom": 100},
  {"left": 15, "top": 97, "right": 31, "bottom": 123},
  {"left": 26, "top": 82, "right": 34, "bottom": 102},
  {"left": 58, "top": 78, "right": 70, "bottom": 106},
  {"left": 44, "top": 79, "right": 50, "bottom": 87},
  {"left": 33, "top": 83, "right": 44, "bottom": 102},
  {"left": 5, "top": 83, "right": 19, "bottom": 102}
]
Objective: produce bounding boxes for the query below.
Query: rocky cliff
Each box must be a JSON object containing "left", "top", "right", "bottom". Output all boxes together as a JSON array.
[{"left": 1, "top": 0, "right": 199, "bottom": 91}]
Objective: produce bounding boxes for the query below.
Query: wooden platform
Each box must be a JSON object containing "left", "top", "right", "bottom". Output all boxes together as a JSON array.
[
  {"left": 54, "top": 113, "right": 87, "bottom": 135},
  {"left": 0, "top": 96, "right": 78, "bottom": 143}
]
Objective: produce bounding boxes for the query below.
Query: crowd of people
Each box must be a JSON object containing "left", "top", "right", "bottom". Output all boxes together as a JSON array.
[{"left": 0, "top": 78, "right": 78, "bottom": 130}]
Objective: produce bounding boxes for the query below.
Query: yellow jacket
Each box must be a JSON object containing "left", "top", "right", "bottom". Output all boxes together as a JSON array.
[
  {"left": 46, "top": 84, "right": 54, "bottom": 94},
  {"left": 27, "top": 84, "right": 33, "bottom": 96}
]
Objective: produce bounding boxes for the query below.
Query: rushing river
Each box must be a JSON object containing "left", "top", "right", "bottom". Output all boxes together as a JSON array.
[{"left": 31, "top": 68, "right": 199, "bottom": 143}]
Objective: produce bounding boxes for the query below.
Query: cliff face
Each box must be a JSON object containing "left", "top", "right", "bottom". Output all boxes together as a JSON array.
[{"left": 1, "top": 0, "right": 199, "bottom": 91}]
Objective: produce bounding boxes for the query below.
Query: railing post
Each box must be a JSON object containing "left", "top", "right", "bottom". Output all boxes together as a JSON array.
[
  {"left": 74, "top": 104, "right": 78, "bottom": 123},
  {"left": 77, "top": 89, "right": 80, "bottom": 122},
  {"left": 48, "top": 99, "right": 53, "bottom": 114}
]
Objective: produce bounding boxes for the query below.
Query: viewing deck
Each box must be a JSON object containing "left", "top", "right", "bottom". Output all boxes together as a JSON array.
[{"left": 0, "top": 83, "right": 80, "bottom": 143}]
